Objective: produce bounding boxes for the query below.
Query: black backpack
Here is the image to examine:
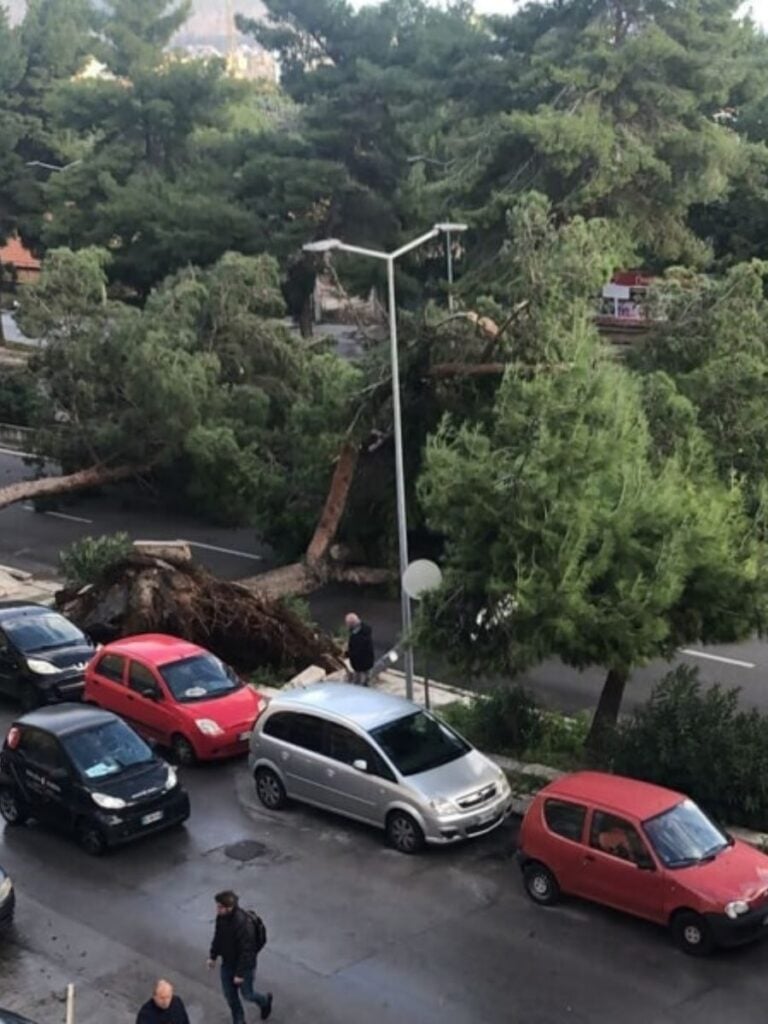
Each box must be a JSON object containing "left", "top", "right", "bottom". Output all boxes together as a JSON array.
[{"left": 246, "top": 910, "right": 267, "bottom": 953}]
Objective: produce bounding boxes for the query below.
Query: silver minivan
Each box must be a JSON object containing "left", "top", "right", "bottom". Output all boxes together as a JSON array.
[{"left": 248, "top": 682, "right": 512, "bottom": 853}]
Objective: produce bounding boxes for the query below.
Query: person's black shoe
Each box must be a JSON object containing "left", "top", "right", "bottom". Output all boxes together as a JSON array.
[{"left": 261, "top": 994, "right": 273, "bottom": 1020}]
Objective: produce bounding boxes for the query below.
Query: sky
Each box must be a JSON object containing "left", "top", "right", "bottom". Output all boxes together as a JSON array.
[{"left": 352, "top": 0, "right": 768, "bottom": 29}]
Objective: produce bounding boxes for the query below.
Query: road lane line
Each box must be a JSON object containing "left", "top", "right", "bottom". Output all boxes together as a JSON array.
[
  {"left": 20, "top": 504, "right": 93, "bottom": 524},
  {"left": 680, "top": 648, "right": 755, "bottom": 669},
  {"left": 42, "top": 510, "right": 93, "bottom": 524},
  {"left": 187, "top": 541, "right": 263, "bottom": 561}
]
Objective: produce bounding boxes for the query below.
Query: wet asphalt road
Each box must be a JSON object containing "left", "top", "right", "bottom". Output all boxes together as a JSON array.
[{"left": 0, "top": 699, "right": 767, "bottom": 1023}]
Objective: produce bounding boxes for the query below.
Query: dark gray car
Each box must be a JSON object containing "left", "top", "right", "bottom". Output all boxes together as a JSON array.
[
  {"left": 0, "top": 602, "right": 95, "bottom": 710},
  {"left": 249, "top": 683, "right": 512, "bottom": 853}
]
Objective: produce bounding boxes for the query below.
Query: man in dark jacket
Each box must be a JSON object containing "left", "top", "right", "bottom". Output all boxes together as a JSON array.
[
  {"left": 208, "top": 890, "right": 272, "bottom": 1022},
  {"left": 136, "top": 979, "right": 189, "bottom": 1024},
  {"left": 345, "top": 612, "right": 375, "bottom": 685}
]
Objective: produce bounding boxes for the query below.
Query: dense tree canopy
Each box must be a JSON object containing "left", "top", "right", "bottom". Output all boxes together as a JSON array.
[{"left": 4, "top": 0, "right": 768, "bottom": 732}]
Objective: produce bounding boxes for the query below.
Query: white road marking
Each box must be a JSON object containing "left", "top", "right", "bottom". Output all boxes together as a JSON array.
[
  {"left": 680, "top": 649, "right": 755, "bottom": 669},
  {"left": 20, "top": 504, "right": 93, "bottom": 524},
  {"left": 0, "top": 446, "right": 38, "bottom": 459},
  {"left": 18, "top": 498, "right": 262, "bottom": 560},
  {"left": 42, "top": 510, "right": 93, "bottom": 524},
  {"left": 187, "top": 541, "right": 263, "bottom": 561}
]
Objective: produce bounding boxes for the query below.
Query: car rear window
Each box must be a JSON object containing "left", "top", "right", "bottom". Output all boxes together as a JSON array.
[
  {"left": 544, "top": 798, "right": 587, "bottom": 842},
  {"left": 263, "top": 711, "right": 325, "bottom": 753},
  {"left": 96, "top": 653, "right": 126, "bottom": 684}
]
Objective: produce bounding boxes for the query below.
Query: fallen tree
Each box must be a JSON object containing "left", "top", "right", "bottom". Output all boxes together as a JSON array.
[{"left": 56, "top": 551, "right": 344, "bottom": 675}]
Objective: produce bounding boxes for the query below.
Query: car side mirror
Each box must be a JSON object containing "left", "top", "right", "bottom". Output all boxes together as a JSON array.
[{"left": 352, "top": 759, "right": 368, "bottom": 773}]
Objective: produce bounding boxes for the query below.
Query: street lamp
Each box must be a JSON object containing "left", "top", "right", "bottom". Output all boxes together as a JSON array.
[{"left": 304, "top": 222, "right": 468, "bottom": 700}]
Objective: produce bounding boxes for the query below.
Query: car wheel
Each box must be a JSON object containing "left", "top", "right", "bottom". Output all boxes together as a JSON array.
[
  {"left": 170, "top": 734, "right": 197, "bottom": 766},
  {"left": 0, "top": 788, "right": 28, "bottom": 826},
  {"left": 76, "top": 820, "right": 107, "bottom": 856},
  {"left": 671, "top": 910, "right": 715, "bottom": 956},
  {"left": 523, "top": 862, "right": 561, "bottom": 906},
  {"left": 19, "top": 686, "right": 43, "bottom": 713},
  {"left": 386, "top": 810, "right": 425, "bottom": 854},
  {"left": 255, "top": 768, "right": 287, "bottom": 810}
]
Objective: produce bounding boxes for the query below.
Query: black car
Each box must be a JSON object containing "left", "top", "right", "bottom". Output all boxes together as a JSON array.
[
  {"left": 0, "top": 1011, "right": 38, "bottom": 1024},
  {"left": 0, "top": 704, "right": 190, "bottom": 855},
  {"left": 0, "top": 864, "right": 14, "bottom": 933},
  {"left": 0, "top": 602, "right": 96, "bottom": 710}
]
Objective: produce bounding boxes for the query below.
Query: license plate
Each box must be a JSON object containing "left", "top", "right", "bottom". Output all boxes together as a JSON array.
[
  {"left": 476, "top": 810, "right": 497, "bottom": 825},
  {"left": 238, "top": 731, "right": 252, "bottom": 742},
  {"left": 141, "top": 810, "right": 163, "bottom": 826}
]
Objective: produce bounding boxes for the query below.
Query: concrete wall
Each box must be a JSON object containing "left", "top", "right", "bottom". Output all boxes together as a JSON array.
[{"left": 0, "top": 421, "right": 35, "bottom": 450}]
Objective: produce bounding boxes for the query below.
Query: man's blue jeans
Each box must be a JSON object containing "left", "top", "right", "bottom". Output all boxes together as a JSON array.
[{"left": 220, "top": 963, "right": 268, "bottom": 1023}]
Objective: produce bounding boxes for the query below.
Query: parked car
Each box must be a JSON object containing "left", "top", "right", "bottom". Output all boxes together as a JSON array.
[
  {"left": 0, "top": 1011, "right": 39, "bottom": 1024},
  {"left": 518, "top": 770, "right": 768, "bottom": 955},
  {"left": 0, "top": 704, "right": 190, "bottom": 855},
  {"left": 249, "top": 682, "right": 513, "bottom": 853},
  {"left": 84, "top": 634, "right": 264, "bottom": 764},
  {"left": 0, "top": 864, "right": 14, "bottom": 933},
  {"left": 0, "top": 602, "right": 96, "bottom": 710}
]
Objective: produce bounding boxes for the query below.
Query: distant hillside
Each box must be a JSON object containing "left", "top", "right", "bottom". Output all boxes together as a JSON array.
[{"left": 6, "top": 1, "right": 267, "bottom": 47}]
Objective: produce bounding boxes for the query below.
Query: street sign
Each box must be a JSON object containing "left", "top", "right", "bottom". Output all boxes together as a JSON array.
[{"left": 402, "top": 559, "right": 443, "bottom": 601}]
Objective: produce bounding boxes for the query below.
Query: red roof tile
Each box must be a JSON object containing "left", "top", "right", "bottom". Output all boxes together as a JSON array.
[{"left": 0, "top": 236, "right": 41, "bottom": 272}]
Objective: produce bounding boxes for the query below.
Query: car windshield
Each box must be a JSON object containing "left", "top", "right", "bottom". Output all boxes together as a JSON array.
[
  {"left": 370, "top": 710, "right": 470, "bottom": 776},
  {"left": 644, "top": 799, "right": 730, "bottom": 868},
  {"left": 4, "top": 612, "right": 85, "bottom": 654},
  {"left": 63, "top": 721, "right": 153, "bottom": 781},
  {"left": 159, "top": 654, "right": 240, "bottom": 703}
]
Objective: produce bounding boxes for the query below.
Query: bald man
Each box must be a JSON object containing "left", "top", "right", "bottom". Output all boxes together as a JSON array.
[
  {"left": 136, "top": 979, "right": 190, "bottom": 1024},
  {"left": 344, "top": 612, "right": 374, "bottom": 685}
]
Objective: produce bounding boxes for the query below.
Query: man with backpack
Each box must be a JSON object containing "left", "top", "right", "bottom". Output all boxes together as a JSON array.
[{"left": 208, "top": 890, "right": 272, "bottom": 1022}]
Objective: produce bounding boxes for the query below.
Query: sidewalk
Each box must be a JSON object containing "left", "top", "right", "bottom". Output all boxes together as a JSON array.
[{"left": 0, "top": 565, "right": 59, "bottom": 605}]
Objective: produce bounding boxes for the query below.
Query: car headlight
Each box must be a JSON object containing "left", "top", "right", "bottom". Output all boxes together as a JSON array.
[
  {"left": 0, "top": 876, "right": 12, "bottom": 902},
  {"left": 91, "top": 792, "right": 126, "bottom": 810},
  {"left": 26, "top": 658, "right": 59, "bottom": 676},
  {"left": 164, "top": 765, "right": 178, "bottom": 791},
  {"left": 429, "top": 797, "right": 456, "bottom": 816},
  {"left": 725, "top": 899, "right": 750, "bottom": 919},
  {"left": 195, "top": 719, "right": 224, "bottom": 736},
  {"left": 497, "top": 772, "right": 511, "bottom": 796}
]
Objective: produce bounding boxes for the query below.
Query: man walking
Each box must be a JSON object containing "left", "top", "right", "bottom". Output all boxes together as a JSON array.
[
  {"left": 208, "top": 890, "right": 273, "bottom": 1022},
  {"left": 345, "top": 612, "right": 375, "bottom": 685},
  {"left": 136, "top": 979, "right": 190, "bottom": 1024}
]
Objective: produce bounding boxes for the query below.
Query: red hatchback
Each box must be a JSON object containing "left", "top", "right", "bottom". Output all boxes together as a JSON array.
[
  {"left": 84, "top": 634, "right": 264, "bottom": 764},
  {"left": 518, "top": 771, "right": 768, "bottom": 955}
]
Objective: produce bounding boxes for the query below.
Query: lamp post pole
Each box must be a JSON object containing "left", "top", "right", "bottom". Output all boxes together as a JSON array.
[
  {"left": 304, "top": 223, "right": 467, "bottom": 701},
  {"left": 386, "top": 254, "right": 414, "bottom": 698}
]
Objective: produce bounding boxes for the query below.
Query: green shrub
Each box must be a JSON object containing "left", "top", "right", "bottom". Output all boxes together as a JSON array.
[
  {"left": 0, "top": 369, "right": 41, "bottom": 426},
  {"left": 59, "top": 532, "right": 133, "bottom": 588},
  {"left": 612, "top": 666, "right": 768, "bottom": 830},
  {"left": 527, "top": 710, "right": 591, "bottom": 769},
  {"left": 441, "top": 686, "right": 544, "bottom": 756}
]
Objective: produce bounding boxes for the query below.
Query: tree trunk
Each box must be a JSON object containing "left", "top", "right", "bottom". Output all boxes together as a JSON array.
[
  {"left": 0, "top": 462, "right": 151, "bottom": 511},
  {"left": 238, "top": 561, "right": 395, "bottom": 601},
  {"left": 585, "top": 666, "right": 630, "bottom": 753},
  {"left": 306, "top": 441, "right": 360, "bottom": 567}
]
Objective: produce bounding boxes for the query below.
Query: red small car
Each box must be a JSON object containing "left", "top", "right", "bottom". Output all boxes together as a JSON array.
[
  {"left": 84, "top": 634, "right": 264, "bottom": 764},
  {"left": 518, "top": 771, "right": 768, "bottom": 955}
]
